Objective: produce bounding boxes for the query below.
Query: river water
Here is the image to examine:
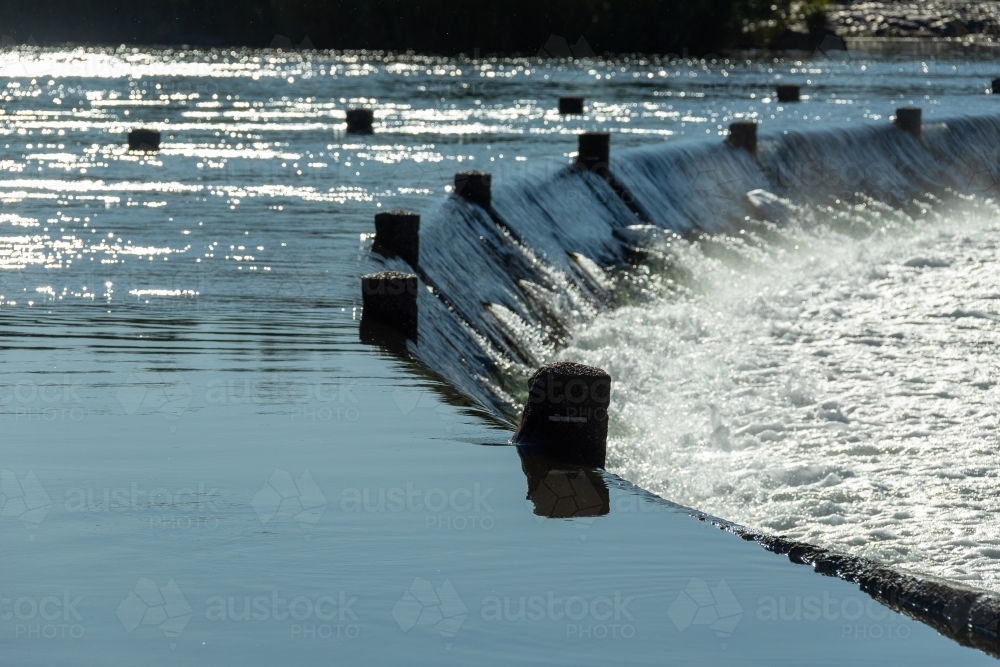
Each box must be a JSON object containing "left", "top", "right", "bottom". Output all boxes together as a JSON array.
[{"left": 1, "top": 47, "right": 999, "bottom": 664}]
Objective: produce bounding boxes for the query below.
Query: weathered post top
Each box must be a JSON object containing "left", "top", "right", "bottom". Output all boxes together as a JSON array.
[
  {"left": 128, "top": 129, "right": 161, "bottom": 152},
  {"left": 577, "top": 132, "right": 610, "bottom": 171},
  {"left": 559, "top": 96, "right": 585, "bottom": 115},
  {"left": 895, "top": 107, "right": 921, "bottom": 139},
  {"left": 776, "top": 85, "right": 801, "bottom": 102},
  {"left": 513, "top": 362, "right": 611, "bottom": 468},
  {"left": 346, "top": 108, "right": 374, "bottom": 134},
  {"left": 454, "top": 171, "right": 492, "bottom": 209},
  {"left": 727, "top": 122, "right": 758, "bottom": 154},
  {"left": 373, "top": 210, "right": 420, "bottom": 269}
]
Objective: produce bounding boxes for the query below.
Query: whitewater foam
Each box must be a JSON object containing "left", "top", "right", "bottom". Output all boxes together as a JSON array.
[{"left": 560, "top": 197, "right": 1000, "bottom": 590}]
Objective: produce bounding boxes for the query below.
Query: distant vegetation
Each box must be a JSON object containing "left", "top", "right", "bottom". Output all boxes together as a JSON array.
[{"left": 0, "top": 0, "right": 796, "bottom": 55}]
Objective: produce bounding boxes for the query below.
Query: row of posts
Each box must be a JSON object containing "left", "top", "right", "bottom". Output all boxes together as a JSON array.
[
  {"left": 360, "top": 95, "right": 940, "bottom": 466},
  {"left": 342, "top": 81, "right": 1000, "bottom": 135},
  {"left": 117, "top": 87, "right": 949, "bottom": 468},
  {"left": 363, "top": 99, "right": 928, "bottom": 326},
  {"left": 126, "top": 78, "right": 976, "bottom": 151}
]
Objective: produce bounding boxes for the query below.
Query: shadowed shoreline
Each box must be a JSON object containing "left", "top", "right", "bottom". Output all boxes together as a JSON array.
[{"left": 0, "top": 0, "right": 789, "bottom": 54}]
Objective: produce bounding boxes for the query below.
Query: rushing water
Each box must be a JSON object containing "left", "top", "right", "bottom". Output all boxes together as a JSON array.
[
  {"left": 3, "top": 47, "right": 1000, "bottom": 662},
  {"left": 565, "top": 197, "right": 1000, "bottom": 588}
]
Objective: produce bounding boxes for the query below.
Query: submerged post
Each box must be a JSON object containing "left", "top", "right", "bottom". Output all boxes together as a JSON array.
[
  {"left": 895, "top": 107, "right": 921, "bottom": 138},
  {"left": 577, "top": 132, "right": 610, "bottom": 171},
  {"left": 128, "top": 129, "right": 161, "bottom": 151},
  {"left": 727, "top": 121, "right": 757, "bottom": 154},
  {"left": 513, "top": 362, "right": 611, "bottom": 468},
  {"left": 373, "top": 210, "right": 420, "bottom": 269},
  {"left": 776, "top": 84, "right": 800, "bottom": 102},
  {"left": 454, "top": 171, "right": 491, "bottom": 209},
  {"left": 360, "top": 272, "right": 418, "bottom": 341},
  {"left": 346, "top": 108, "right": 374, "bottom": 134},
  {"left": 559, "top": 96, "right": 585, "bottom": 114}
]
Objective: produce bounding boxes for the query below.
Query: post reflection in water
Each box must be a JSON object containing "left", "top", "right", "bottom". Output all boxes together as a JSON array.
[
  {"left": 359, "top": 317, "right": 413, "bottom": 355},
  {"left": 517, "top": 447, "right": 610, "bottom": 519}
]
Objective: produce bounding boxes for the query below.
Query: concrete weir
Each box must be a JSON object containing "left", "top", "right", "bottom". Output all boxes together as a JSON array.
[
  {"left": 360, "top": 106, "right": 1000, "bottom": 659},
  {"left": 513, "top": 362, "right": 611, "bottom": 468}
]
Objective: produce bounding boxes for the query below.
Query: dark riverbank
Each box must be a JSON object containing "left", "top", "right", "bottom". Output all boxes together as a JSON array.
[
  {"left": 0, "top": 0, "right": 789, "bottom": 54},
  {"left": 6, "top": 2, "right": 1000, "bottom": 58}
]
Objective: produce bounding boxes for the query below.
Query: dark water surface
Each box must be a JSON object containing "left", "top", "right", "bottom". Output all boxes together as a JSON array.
[{"left": 0, "top": 48, "right": 997, "bottom": 664}]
